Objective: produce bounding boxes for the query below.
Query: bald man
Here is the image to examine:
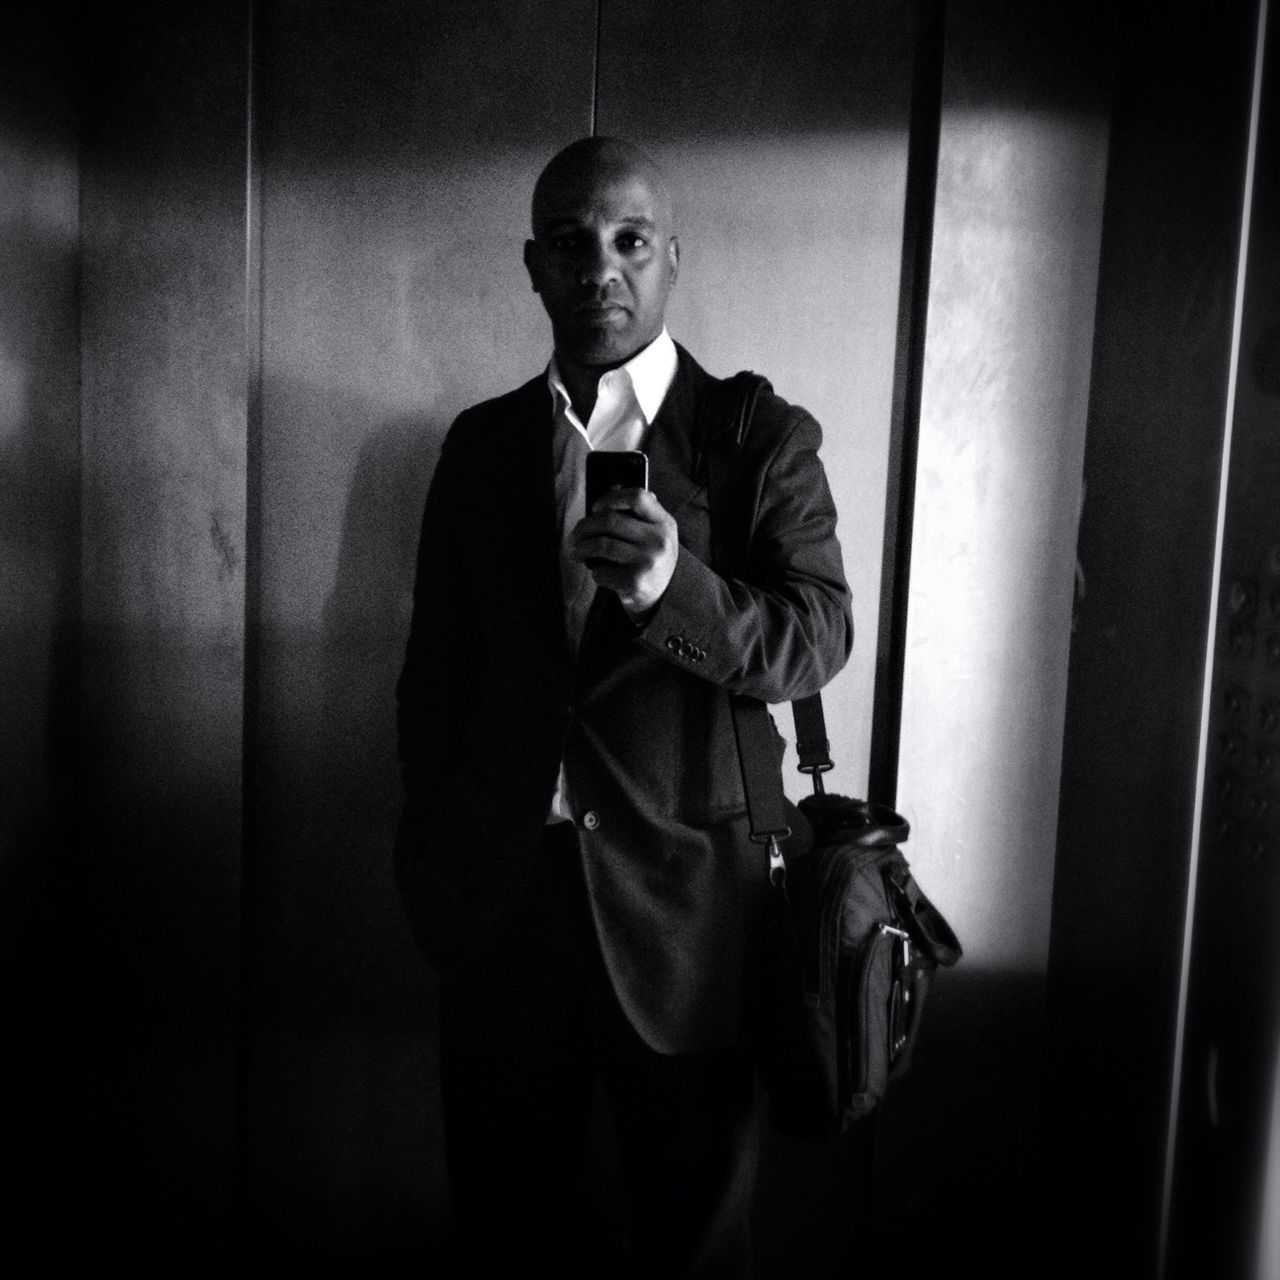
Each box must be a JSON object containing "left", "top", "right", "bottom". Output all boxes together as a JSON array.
[{"left": 396, "top": 137, "right": 851, "bottom": 1276}]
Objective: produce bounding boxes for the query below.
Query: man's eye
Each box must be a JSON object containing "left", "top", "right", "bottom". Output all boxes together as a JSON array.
[
  {"left": 551, "top": 234, "right": 581, "bottom": 252},
  {"left": 617, "top": 233, "right": 647, "bottom": 251}
]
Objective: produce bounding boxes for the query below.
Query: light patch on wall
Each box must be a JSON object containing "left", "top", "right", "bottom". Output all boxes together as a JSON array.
[
  {"left": 0, "top": 134, "right": 78, "bottom": 449},
  {"left": 259, "top": 149, "right": 554, "bottom": 640},
  {"left": 898, "top": 109, "right": 1109, "bottom": 973},
  {"left": 263, "top": 149, "right": 550, "bottom": 416}
]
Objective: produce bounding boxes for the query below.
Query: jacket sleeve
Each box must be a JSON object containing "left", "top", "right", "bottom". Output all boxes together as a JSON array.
[{"left": 633, "top": 404, "right": 852, "bottom": 703}]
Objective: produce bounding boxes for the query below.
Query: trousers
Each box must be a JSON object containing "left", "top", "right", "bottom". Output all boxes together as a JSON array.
[{"left": 438, "top": 822, "right": 759, "bottom": 1278}]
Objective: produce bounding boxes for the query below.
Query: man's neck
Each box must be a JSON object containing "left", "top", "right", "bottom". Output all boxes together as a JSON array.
[
  {"left": 552, "top": 330, "right": 674, "bottom": 425},
  {"left": 554, "top": 353, "right": 612, "bottom": 424}
]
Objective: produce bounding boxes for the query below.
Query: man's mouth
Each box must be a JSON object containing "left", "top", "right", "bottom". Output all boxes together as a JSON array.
[{"left": 575, "top": 301, "right": 628, "bottom": 318}]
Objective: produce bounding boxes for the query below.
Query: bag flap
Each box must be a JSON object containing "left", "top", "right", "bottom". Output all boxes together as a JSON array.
[{"left": 887, "top": 867, "right": 962, "bottom": 967}]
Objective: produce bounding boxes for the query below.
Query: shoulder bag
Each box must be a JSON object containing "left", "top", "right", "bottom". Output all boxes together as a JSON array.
[{"left": 704, "top": 371, "right": 962, "bottom": 1141}]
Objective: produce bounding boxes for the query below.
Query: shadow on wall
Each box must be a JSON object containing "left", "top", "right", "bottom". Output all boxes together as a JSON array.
[
  {"left": 0, "top": 148, "right": 81, "bottom": 1247},
  {"left": 320, "top": 411, "right": 438, "bottom": 826},
  {"left": 245, "top": 380, "right": 456, "bottom": 1264}
]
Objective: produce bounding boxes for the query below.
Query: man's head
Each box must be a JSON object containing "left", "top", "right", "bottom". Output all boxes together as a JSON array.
[{"left": 524, "top": 137, "right": 680, "bottom": 371}]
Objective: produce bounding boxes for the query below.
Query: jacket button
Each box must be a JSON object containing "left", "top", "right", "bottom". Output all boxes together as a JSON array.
[
  {"left": 666, "top": 636, "right": 681, "bottom": 652},
  {"left": 582, "top": 810, "right": 600, "bottom": 831}
]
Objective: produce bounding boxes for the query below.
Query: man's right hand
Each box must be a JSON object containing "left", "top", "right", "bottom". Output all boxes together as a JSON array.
[{"left": 571, "top": 487, "right": 679, "bottom": 620}]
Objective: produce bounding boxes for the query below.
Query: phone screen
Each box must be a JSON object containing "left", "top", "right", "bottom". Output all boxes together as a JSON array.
[{"left": 585, "top": 449, "right": 649, "bottom": 512}]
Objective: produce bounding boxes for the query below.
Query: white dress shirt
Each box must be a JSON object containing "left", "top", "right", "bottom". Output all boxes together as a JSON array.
[{"left": 546, "top": 327, "right": 678, "bottom": 823}]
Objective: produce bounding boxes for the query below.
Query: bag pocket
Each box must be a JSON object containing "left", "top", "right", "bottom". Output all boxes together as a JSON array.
[{"left": 839, "top": 920, "right": 897, "bottom": 1124}]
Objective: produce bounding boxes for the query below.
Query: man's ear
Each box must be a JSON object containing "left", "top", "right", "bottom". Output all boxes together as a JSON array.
[
  {"left": 667, "top": 235, "right": 680, "bottom": 287},
  {"left": 523, "top": 239, "right": 541, "bottom": 293}
]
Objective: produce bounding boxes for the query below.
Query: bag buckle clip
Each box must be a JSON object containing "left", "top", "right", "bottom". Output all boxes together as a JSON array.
[
  {"left": 879, "top": 924, "right": 913, "bottom": 1059},
  {"left": 766, "top": 834, "right": 787, "bottom": 887}
]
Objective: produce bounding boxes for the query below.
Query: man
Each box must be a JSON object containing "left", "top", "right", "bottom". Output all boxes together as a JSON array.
[{"left": 395, "top": 137, "right": 851, "bottom": 1276}]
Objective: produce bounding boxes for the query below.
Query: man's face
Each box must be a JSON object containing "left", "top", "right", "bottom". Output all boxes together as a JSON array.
[{"left": 524, "top": 168, "right": 679, "bottom": 369}]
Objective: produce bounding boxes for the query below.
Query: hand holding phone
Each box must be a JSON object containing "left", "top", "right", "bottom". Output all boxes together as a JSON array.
[{"left": 574, "top": 449, "right": 677, "bottom": 617}]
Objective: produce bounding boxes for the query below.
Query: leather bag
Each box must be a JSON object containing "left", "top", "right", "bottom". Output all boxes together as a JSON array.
[{"left": 705, "top": 372, "right": 962, "bottom": 1140}]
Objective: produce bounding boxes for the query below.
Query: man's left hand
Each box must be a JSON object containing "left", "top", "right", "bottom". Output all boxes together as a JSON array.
[{"left": 571, "top": 487, "right": 678, "bottom": 621}]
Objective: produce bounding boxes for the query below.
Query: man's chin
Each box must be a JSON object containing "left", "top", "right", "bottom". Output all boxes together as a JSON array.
[
  {"left": 562, "top": 336, "right": 641, "bottom": 369},
  {"left": 559, "top": 325, "right": 657, "bottom": 370}
]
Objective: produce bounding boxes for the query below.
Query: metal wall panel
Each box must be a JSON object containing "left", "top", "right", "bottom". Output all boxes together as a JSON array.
[
  {"left": 1167, "top": 7, "right": 1279, "bottom": 1274},
  {"left": 1044, "top": 1, "right": 1261, "bottom": 1274},
  {"left": 76, "top": 2, "right": 249, "bottom": 1262},
  {"left": 886, "top": 3, "right": 1112, "bottom": 1273},
  {"left": 899, "top": 3, "right": 1111, "bottom": 975},
  {"left": 244, "top": 0, "right": 595, "bottom": 1264},
  {"left": 1, "top": 4, "right": 82, "bottom": 1252}
]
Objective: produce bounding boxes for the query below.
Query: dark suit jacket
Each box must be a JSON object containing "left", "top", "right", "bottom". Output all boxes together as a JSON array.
[{"left": 395, "top": 344, "right": 851, "bottom": 1054}]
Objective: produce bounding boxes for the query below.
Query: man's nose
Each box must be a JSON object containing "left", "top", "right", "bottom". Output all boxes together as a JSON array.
[{"left": 576, "top": 239, "right": 621, "bottom": 287}]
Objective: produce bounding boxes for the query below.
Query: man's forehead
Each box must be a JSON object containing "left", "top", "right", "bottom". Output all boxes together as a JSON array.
[
  {"left": 536, "top": 176, "right": 663, "bottom": 230},
  {"left": 531, "top": 143, "right": 674, "bottom": 236}
]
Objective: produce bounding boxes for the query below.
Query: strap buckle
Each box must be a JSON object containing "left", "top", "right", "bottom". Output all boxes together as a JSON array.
[
  {"left": 764, "top": 833, "right": 788, "bottom": 887},
  {"left": 798, "top": 762, "right": 834, "bottom": 796}
]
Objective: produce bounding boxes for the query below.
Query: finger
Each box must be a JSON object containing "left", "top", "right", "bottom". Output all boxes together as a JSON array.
[
  {"left": 590, "top": 486, "right": 663, "bottom": 521},
  {"left": 573, "top": 534, "right": 652, "bottom": 567},
  {"left": 573, "top": 510, "right": 653, "bottom": 549}
]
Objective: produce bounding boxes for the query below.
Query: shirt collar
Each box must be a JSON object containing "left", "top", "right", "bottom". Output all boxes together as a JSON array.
[{"left": 546, "top": 328, "right": 678, "bottom": 428}]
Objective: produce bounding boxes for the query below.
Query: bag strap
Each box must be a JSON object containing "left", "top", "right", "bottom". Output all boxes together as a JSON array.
[
  {"left": 791, "top": 689, "right": 834, "bottom": 790},
  {"left": 701, "top": 372, "right": 832, "bottom": 878}
]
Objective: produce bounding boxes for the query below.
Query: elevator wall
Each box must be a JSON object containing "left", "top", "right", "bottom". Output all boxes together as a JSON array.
[
  {"left": 74, "top": 3, "right": 251, "bottom": 1262},
  {"left": 243, "top": 0, "right": 597, "bottom": 1260},
  {"left": 3, "top": 2, "right": 1123, "bottom": 1273},
  {"left": 2, "top": 4, "right": 81, "bottom": 1241},
  {"left": 1046, "top": 1, "right": 1267, "bottom": 1275},
  {"left": 884, "top": 5, "right": 1113, "bottom": 1270}
]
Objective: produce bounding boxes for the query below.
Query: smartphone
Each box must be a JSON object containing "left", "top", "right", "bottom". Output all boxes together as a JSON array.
[{"left": 584, "top": 449, "right": 649, "bottom": 513}]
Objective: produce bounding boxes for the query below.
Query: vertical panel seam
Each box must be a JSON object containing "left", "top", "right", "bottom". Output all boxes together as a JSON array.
[
  {"left": 73, "top": 26, "right": 87, "bottom": 817},
  {"left": 591, "top": 0, "right": 602, "bottom": 134},
  {"left": 869, "top": 0, "right": 946, "bottom": 806},
  {"left": 1158, "top": 0, "right": 1271, "bottom": 1273},
  {"left": 235, "top": 0, "right": 265, "bottom": 1250}
]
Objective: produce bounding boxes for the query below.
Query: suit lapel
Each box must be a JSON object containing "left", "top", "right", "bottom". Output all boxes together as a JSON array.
[
  {"left": 502, "top": 375, "right": 576, "bottom": 668},
  {"left": 644, "top": 344, "right": 707, "bottom": 521}
]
